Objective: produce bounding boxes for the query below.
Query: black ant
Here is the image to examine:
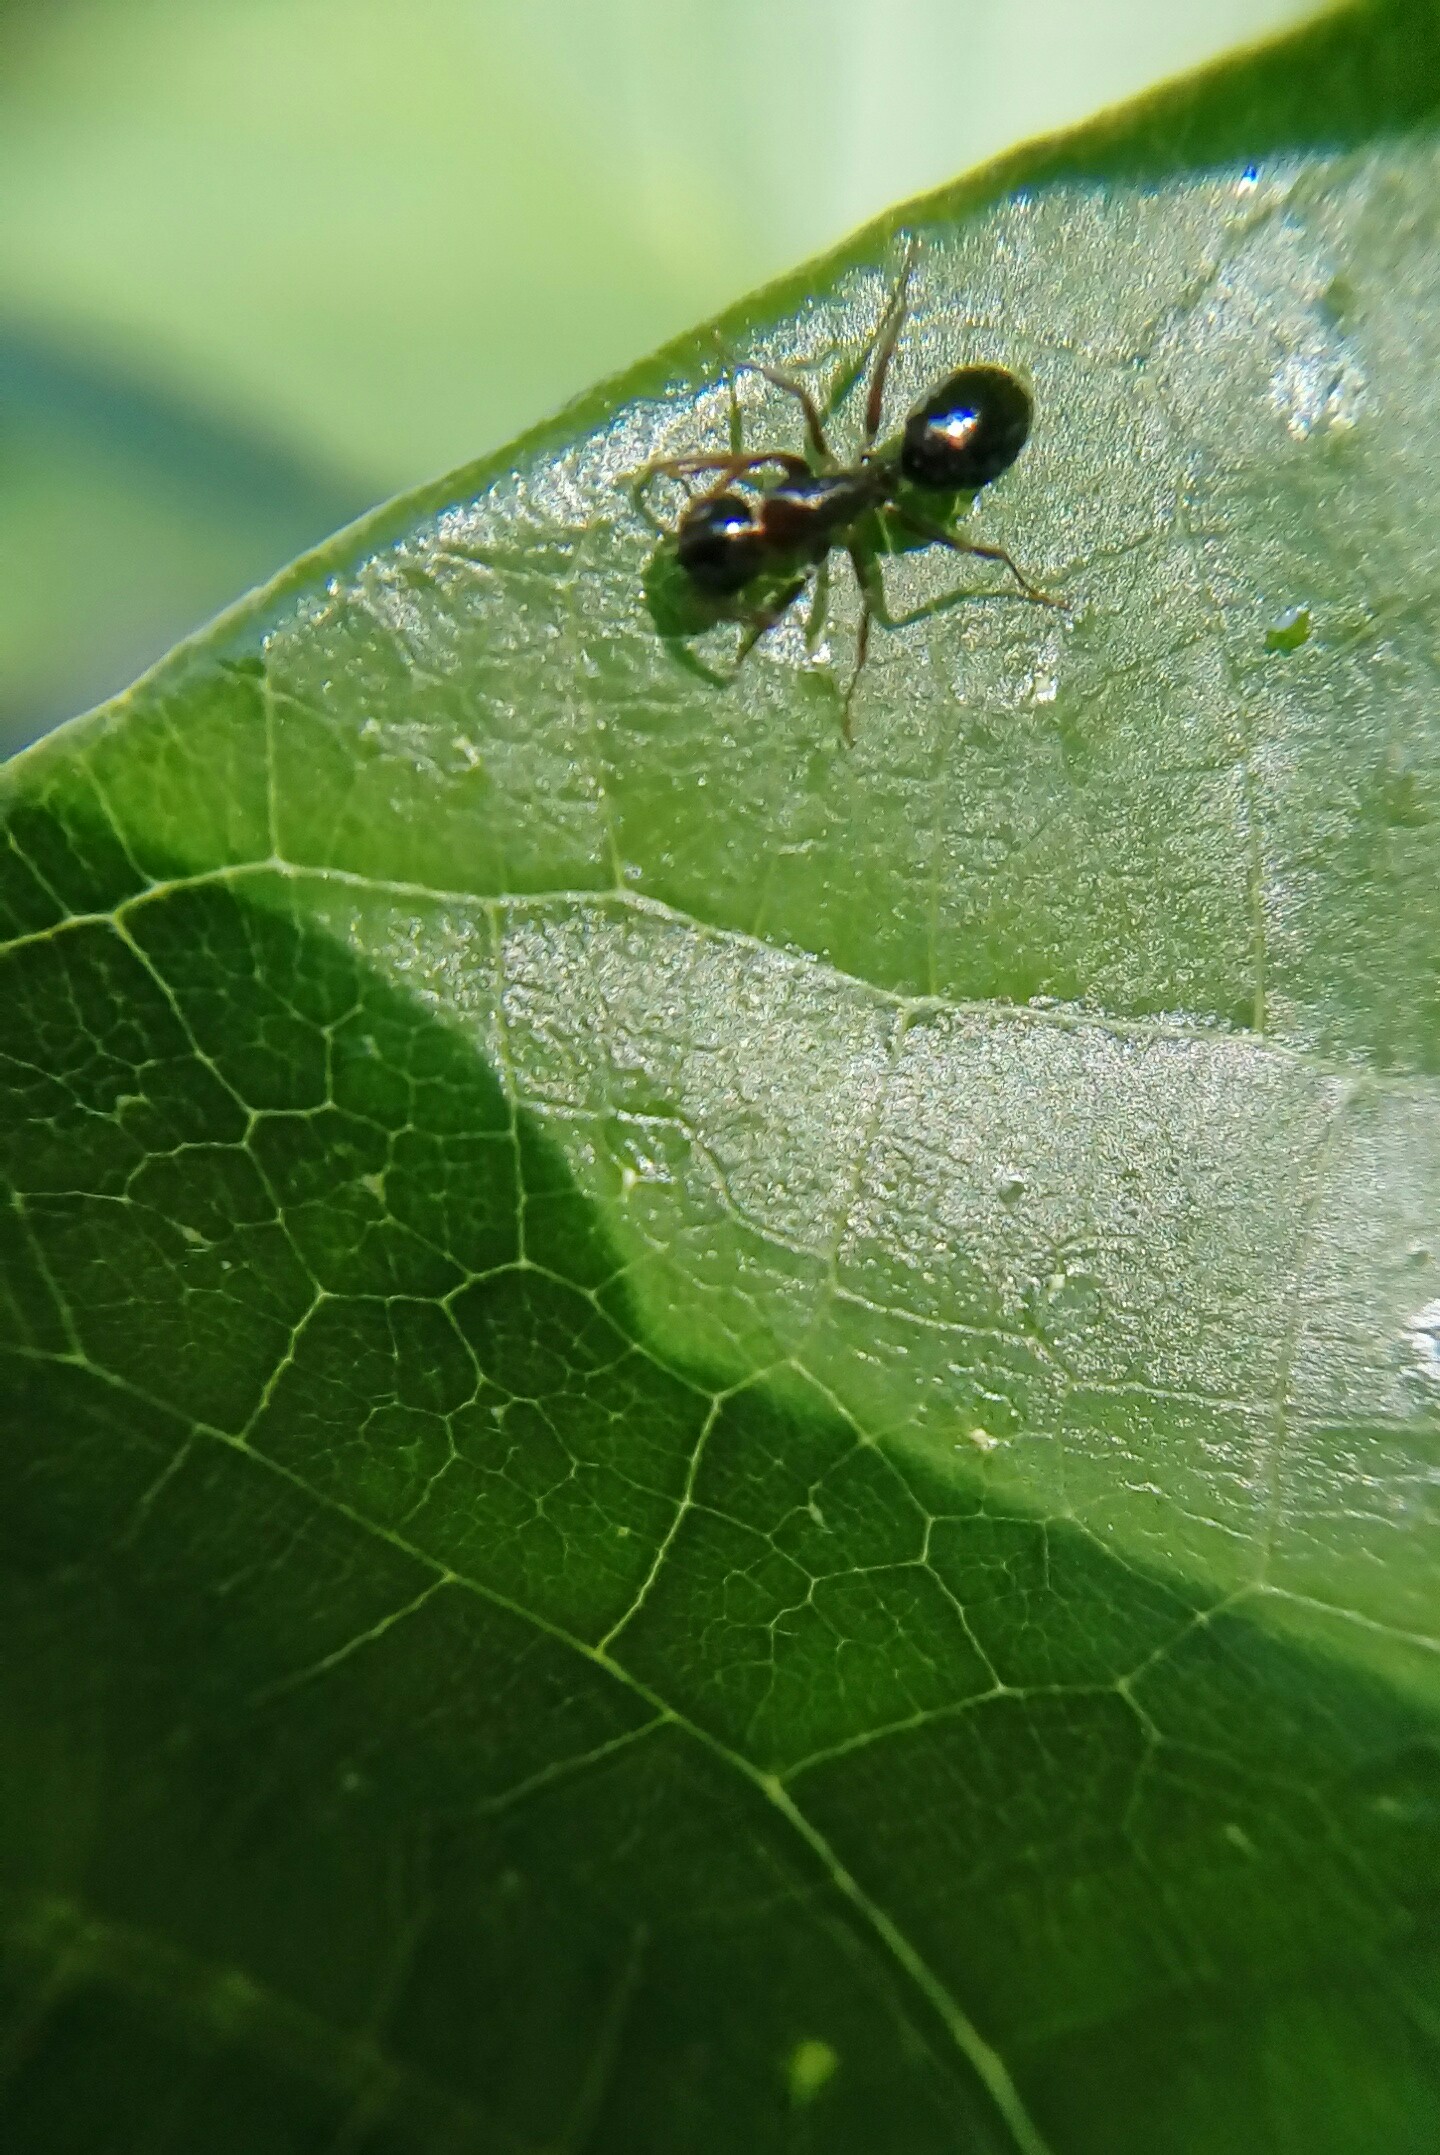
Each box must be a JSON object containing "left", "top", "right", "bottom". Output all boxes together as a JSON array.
[{"left": 634, "top": 242, "right": 1064, "bottom": 742}]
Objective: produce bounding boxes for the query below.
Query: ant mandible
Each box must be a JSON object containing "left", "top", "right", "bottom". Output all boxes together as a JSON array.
[{"left": 634, "top": 239, "right": 1065, "bottom": 743}]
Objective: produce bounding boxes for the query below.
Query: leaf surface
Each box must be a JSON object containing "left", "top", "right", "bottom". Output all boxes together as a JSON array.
[{"left": 5, "top": 5, "right": 1440, "bottom": 2149}]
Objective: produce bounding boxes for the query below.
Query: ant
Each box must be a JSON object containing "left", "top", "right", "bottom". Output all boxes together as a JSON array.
[{"left": 634, "top": 241, "right": 1065, "bottom": 742}]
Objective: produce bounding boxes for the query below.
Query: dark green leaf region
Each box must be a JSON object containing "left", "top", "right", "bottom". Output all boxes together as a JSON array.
[{"left": 5, "top": 5, "right": 1440, "bottom": 2150}]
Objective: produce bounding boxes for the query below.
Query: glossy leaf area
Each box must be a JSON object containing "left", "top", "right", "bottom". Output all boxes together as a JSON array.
[{"left": 4, "top": 4, "right": 1440, "bottom": 2150}]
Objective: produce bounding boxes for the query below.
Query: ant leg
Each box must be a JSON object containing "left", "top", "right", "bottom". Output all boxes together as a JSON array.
[
  {"left": 659, "top": 639, "right": 732, "bottom": 691},
  {"left": 850, "top": 532, "right": 1007, "bottom": 639},
  {"left": 630, "top": 449, "right": 810, "bottom": 531},
  {"left": 631, "top": 467, "right": 672, "bottom": 536},
  {"left": 658, "top": 580, "right": 806, "bottom": 695},
  {"left": 726, "top": 578, "right": 807, "bottom": 678},
  {"left": 639, "top": 450, "right": 812, "bottom": 486},
  {"left": 842, "top": 543, "right": 890, "bottom": 745},
  {"left": 633, "top": 450, "right": 812, "bottom": 497},
  {"left": 893, "top": 510, "right": 1068, "bottom": 609},
  {"left": 726, "top": 363, "right": 745, "bottom": 460},
  {"left": 739, "top": 363, "right": 832, "bottom": 465},
  {"left": 803, "top": 554, "right": 831, "bottom": 655},
  {"left": 820, "top": 235, "right": 921, "bottom": 433},
  {"left": 632, "top": 461, "right": 708, "bottom": 536},
  {"left": 864, "top": 238, "right": 920, "bottom": 447}
]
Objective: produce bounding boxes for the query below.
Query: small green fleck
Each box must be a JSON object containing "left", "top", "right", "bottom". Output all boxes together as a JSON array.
[
  {"left": 785, "top": 2037, "right": 839, "bottom": 2107},
  {"left": 1265, "top": 606, "right": 1312, "bottom": 654}
]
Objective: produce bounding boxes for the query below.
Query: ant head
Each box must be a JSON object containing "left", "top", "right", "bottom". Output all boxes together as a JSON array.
[
  {"left": 900, "top": 366, "right": 1032, "bottom": 493},
  {"left": 676, "top": 491, "right": 766, "bottom": 596}
]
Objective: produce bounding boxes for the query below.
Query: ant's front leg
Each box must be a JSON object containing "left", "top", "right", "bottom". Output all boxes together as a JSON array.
[
  {"left": 631, "top": 464, "right": 677, "bottom": 536},
  {"left": 842, "top": 543, "right": 889, "bottom": 745},
  {"left": 663, "top": 579, "right": 807, "bottom": 695},
  {"left": 631, "top": 449, "right": 811, "bottom": 531},
  {"left": 632, "top": 449, "right": 811, "bottom": 537},
  {"left": 638, "top": 450, "right": 812, "bottom": 491},
  {"left": 732, "top": 577, "right": 808, "bottom": 674},
  {"left": 803, "top": 553, "right": 831, "bottom": 655}
]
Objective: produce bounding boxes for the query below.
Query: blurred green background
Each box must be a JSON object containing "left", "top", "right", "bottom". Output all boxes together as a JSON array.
[{"left": 0, "top": 0, "right": 1314, "bottom": 752}]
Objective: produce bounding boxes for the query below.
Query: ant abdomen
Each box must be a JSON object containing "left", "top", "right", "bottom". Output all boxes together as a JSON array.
[{"left": 900, "top": 365, "right": 1033, "bottom": 493}]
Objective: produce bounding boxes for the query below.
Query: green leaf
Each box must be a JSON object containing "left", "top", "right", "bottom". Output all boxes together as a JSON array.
[{"left": 5, "top": 4, "right": 1440, "bottom": 2149}]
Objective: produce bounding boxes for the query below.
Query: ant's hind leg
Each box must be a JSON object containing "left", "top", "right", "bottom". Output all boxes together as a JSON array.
[{"left": 894, "top": 510, "right": 1068, "bottom": 609}]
